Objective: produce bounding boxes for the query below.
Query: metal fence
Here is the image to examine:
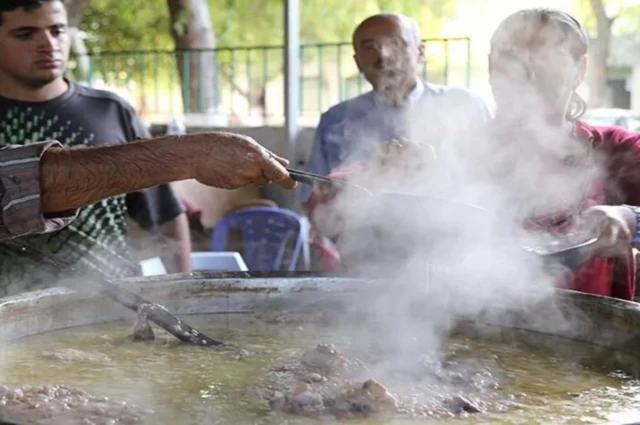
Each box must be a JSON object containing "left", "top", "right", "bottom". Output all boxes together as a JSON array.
[{"left": 66, "top": 38, "right": 471, "bottom": 126}]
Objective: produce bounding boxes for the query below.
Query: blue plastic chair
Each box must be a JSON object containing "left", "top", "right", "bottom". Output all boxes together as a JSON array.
[{"left": 211, "top": 207, "right": 310, "bottom": 271}]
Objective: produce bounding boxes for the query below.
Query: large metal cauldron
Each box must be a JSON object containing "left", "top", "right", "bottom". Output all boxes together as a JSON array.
[
  {"left": 0, "top": 271, "right": 638, "bottom": 361},
  {"left": 1, "top": 271, "right": 640, "bottom": 424}
]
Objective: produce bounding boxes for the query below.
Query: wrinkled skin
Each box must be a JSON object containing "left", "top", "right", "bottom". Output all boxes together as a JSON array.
[{"left": 187, "top": 132, "right": 296, "bottom": 190}]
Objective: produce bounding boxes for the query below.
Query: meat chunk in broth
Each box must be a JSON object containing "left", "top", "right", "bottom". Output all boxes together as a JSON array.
[
  {"left": 263, "top": 343, "right": 487, "bottom": 420},
  {"left": 301, "top": 344, "right": 348, "bottom": 376},
  {"left": 0, "top": 385, "right": 152, "bottom": 425},
  {"left": 270, "top": 379, "right": 398, "bottom": 418}
]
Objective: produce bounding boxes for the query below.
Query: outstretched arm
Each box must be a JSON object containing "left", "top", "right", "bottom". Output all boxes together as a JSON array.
[
  {"left": 40, "top": 132, "right": 295, "bottom": 214},
  {"left": 0, "top": 132, "right": 294, "bottom": 240}
]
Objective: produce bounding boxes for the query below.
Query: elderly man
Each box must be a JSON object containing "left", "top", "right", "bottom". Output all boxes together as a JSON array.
[
  {"left": 299, "top": 12, "right": 490, "bottom": 205},
  {"left": 0, "top": 133, "right": 295, "bottom": 240}
]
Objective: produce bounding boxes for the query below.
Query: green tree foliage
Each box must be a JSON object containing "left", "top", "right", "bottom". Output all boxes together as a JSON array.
[
  {"left": 572, "top": 0, "right": 640, "bottom": 37},
  {"left": 75, "top": 0, "right": 466, "bottom": 113},
  {"left": 80, "top": 0, "right": 459, "bottom": 52},
  {"left": 569, "top": 0, "right": 640, "bottom": 106},
  {"left": 80, "top": 0, "right": 173, "bottom": 52}
]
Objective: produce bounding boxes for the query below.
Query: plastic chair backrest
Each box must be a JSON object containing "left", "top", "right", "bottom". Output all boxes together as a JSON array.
[
  {"left": 211, "top": 207, "right": 310, "bottom": 271},
  {"left": 191, "top": 251, "right": 248, "bottom": 272}
]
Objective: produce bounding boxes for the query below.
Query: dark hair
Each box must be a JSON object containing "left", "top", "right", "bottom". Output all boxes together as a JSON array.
[
  {"left": 490, "top": 8, "right": 589, "bottom": 121},
  {"left": 0, "top": 0, "right": 59, "bottom": 26}
]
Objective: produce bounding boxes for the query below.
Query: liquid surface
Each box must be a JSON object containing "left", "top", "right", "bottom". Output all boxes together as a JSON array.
[{"left": 0, "top": 314, "right": 638, "bottom": 425}]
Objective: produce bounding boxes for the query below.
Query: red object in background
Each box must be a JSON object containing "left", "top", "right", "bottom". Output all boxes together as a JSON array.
[
  {"left": 304, "top": 166, "right": 366, "bottom": 219},
  {"left": 567, "top": 121, "right": 640, "bottom": 301},
  {"left": 303, "top": 122, "right": 640, "bottom": 301},
  {"left": 304, "top": 167, "right": 365, "bottom": 273},
  {"left": 311, "top": 239, "right": 341, "bottom": 272}
]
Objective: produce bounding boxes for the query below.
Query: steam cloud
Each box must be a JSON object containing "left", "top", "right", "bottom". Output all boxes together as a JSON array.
[{"left": 314, "top": 32, "right": 606, "bottom": 366}]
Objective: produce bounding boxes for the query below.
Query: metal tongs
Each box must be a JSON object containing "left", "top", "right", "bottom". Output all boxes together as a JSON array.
[
  {"left": 3, "top": 241, "right": 224, "bottom": 347},
  {"left": 287, "top": 168, "right": 599, "bottom": 270},
  {"left": 287, "top": 168, "right": 373, "bottom": 195}
]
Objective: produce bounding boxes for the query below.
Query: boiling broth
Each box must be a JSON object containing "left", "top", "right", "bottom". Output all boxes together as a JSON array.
[{"left": 0, "top": 314, "right": 638, "bottom": 424}]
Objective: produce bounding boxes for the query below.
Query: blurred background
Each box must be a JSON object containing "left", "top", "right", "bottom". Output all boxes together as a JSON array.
[
  {"left": 67, "top": 0, "right": 640, "bottom": 258},
  {"left": 65, "top": 0, "right": 640, "bottom": 129}
]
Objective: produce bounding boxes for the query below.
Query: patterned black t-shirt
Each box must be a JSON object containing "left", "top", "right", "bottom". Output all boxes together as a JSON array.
[{"left": 0, "top": 81, "right": 185, "bottom": 295}]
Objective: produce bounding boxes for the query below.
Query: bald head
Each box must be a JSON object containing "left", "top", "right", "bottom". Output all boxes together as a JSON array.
[
  {"left": 352, "top": 12, "right": 425, "bottom": 105},
  {"left": 353, "top": 13, "right": 421, "bottom": 51}
]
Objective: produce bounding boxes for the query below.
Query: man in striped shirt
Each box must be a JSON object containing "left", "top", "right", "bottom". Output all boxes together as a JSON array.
[{"left": 0, "top": 135, "right": 296, "bottom": 240}]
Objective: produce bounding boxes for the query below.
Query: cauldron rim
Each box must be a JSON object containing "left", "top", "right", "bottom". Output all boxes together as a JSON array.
[{"left": 0, "top": 273, "right": 638, "bottom": 356}]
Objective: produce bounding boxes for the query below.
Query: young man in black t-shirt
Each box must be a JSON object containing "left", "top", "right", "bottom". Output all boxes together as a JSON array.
[{"left": 0, "top": 0, "right": 191, "bottom": 294}]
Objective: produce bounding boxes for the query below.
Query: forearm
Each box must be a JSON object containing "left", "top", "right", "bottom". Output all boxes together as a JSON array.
[
  {"left": 40, "top": 135, "right": 197, "bottom": 214},
  {"left": 161, "top": 213, "right": 192, "bottom": 273}
]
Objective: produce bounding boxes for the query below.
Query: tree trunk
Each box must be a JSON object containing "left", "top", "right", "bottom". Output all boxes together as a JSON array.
[
  {"left": 65, "top": 0, "right": 92, "bottom": 82},
  {"left": 587, "top": 0, "right": 614, "bottom": 108},
  {"left": 166, "top": 0, "right": 217, "bottom": 114},
  {"left": 65, "top": 0, "right": 91, "bottom": 27}
]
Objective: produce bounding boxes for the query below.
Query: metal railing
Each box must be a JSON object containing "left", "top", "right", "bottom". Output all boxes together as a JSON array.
[{"left": 66, "top": 38, "right": 471, "bottom": 126}]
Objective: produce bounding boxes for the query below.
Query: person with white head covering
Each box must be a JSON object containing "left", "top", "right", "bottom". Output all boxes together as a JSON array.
[{"left": 459, "top": 8, "right": 640, "bottom": 300}]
